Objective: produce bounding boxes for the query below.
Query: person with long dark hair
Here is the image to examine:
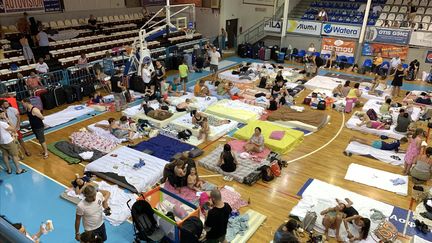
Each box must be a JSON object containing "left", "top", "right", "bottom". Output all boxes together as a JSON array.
[
  {"left": 218, "top": 144, "right": 238, "bottom": 172},
  {"left": 404, "top": 128, "right": 425, "bottom": 175},
  {"left": 343, "top": 215, "right": 371, "bottom": 241}
]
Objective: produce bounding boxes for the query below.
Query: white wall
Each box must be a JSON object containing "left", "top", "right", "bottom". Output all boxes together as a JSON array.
[
  {"left": 63, "top": 0, "right": 125, "bottom": 11},
  {"left": 219, "top": 0, "right": 274, "bottom": 34},
  {"left": 195, "top": 7, "right": 220, "bottom": 38}
]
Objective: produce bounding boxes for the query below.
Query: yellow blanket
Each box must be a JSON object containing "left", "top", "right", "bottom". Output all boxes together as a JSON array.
[{"left": 233, "top": 120, "right": 304, "bottom": 154}]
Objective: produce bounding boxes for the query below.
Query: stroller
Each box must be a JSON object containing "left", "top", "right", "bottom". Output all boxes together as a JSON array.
[
  {"left": 127, "top": 199, "right": 165, "bottom": 242},
  {"left": 180, "top": 216, "right": 203, "bottom": 243}
]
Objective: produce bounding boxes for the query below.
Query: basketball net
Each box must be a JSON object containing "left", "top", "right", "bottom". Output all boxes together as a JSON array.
[{"left": 183, "top": 28, "right": 195, "bottom": 39}]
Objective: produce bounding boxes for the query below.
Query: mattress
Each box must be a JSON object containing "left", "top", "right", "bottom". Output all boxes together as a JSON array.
[
  {"left": 362, "top": 99, "right": 422, "bottom": 121},
  {"left": 205, "top": 100, "right": 265, "bottom": 123},
  {"left": 87, "top": 120, "right": 127, "bottom": 144},
  {"left": 233, "top": 120, "right": 304, "bottom": 154},
  {"left": 85, "top": 146, "right": 169, "bottom": 193},
  {"left": 166, "top": 92, "right": 218, "bottom": 111},
  {"left": 359, "top": 82, "right": 391, "bottom": 101},
  {"left": 267, "top": 106, "right": 330, "bottom": 132},
  {"left": 345, "top": 141, "right": 405, "bottom": 166},
  {"left": 197, "top": 145, "right": 267, "bottom": 184},
  {"left": 218, "top": 70, "right": 259, "bottom": 84},
  {"left": 345, "top": 116, "right": 405, "bottom": 139},
  {"left": 122, "top": 100, "right": 176, "bottom": 117},
  {"left": 404, "top": 90, "right": 432, "bottom": 108},
  {"left": 43, "top": 105, "right": 95, "bottom": 127},
  {"left": 170, "top": 113, "right": 238, "bottom": 141},
  {"left": 304, "top": 75, "right": 345, "bottom": 91}
]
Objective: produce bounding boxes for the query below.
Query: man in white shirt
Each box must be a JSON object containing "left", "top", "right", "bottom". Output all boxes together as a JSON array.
[
  {"left": 36, "top": 29, "right": 50, "bottom": 59},
  {"left": 0, "top": 111, "right": 26, "bottom": 175},
  {"left": 390, "top": 56, "right": 401, "bottom": 75},
  {"left": 209, "top": 47, "right": 221, "bottom": 81},
  {"left": 141, "top": 63, "right": 152, "bottom": 87},
  {"left": 0, "top": 100, "right": 30, "bottom": 157},
  {"left": 35, "top": 58, "right": 49, "bottom": 74},
  {"left": 75, "top": 185, "right": 108, "bottom": 242}
]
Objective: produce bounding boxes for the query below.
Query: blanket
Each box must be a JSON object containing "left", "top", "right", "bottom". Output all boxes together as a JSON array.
[
  {"left": 70, "top": 131, "right": 119, "bottom": 154},
  {"left": 131, "top": 134, "right": 196, "bottom": 161},
  {"left": 267, "top": 106, "right": 329, "bottom": 128},
  {"left": 43, "top": 105, "right": 95, "bottom": 127},
  {"left": 198, "top": 145, "right": 267, "bottom": 184},
  {"left": 48, "top": 141, "right": 81, "bottom": 164},
  {"left": 345, "top": 142, "right": 405, "bottom": 166},
  {"left": 55, "top": 140, "right": 105, "bottom": 161},
  {"left": 362, "top": 99, "right": 422, "bottom": 121},
  {"left": 227, "top": 140, "right": 271, "bottom": 159},
  {"left": 166, "top": 92, "right": 218, "bottom": 111}
]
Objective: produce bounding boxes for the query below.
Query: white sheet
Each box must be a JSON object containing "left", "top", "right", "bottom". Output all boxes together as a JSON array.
[
  {"left": 362, "top": 99, "right": 422, "bottom": 121},
  {"left": 103, "top": 90, "right": 142, "bottom": 103},
  {"left": 345, "top": 116, "right": 405, "bottom": 139},
  {"left": 359, "top": 82, "right": 391, "bottom": 101},
  {"left": 304, "top": 75, "right": 345, "bottom": 91},
  {"left": 214, "top": 100, "right": 266, "bottom": 115},
  {"left": 345, "top": 142, "right": 405, "bottom": 166},
  {"left": 65, "top": 181, "right": 137, "bottom": 226},
  {"left": 85, "top": 146, "right": 169, "bottom": 192},
  {"left": 290, "top": 179, "right": 394, "bottom": 243},
  {"left": 87, "top": 120, "right": 126, "bottom": 144},
  {"left": 43, "top": 105, "right": 95, "bottom": 127},
  {"left": 170, "top": 113, "right": 238, "bottom": 141},
  {"left": 344, "top": 163, "right": 408, "bottom": 196},
  {"left": 218, "top": 70, "right": 259, "bottom": 84},
  {"left": 166, "top": 92, "right": 218, "bottom": 111},
  {"left": 122, "top": 100, "right": 175, "bottom": 118}
]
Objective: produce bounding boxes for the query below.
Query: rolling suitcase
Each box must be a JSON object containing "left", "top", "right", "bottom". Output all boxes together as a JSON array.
[
  {"left": 81, "top": 82, "right": 96, "bottom": 97},
  {"left": 63, "top": 86, "right": 74, "bottom": 104},
  {"left": 40, "top": 88, "right": 56, "bottom": 110},
  {"left": 246, "top": 44, "right": 253, "bottom": 58},
  {"left": 70, "top": 84, "right": 82, "bottom": 101},
  {"left": 264, "top": 48, "right": 271, "bottom": 61},
  {"left": 54, "top": 86, "right": 67, "bottom": 106},
  {"left": 258, "top": 47, "right": 265, "bottom": 60},
  {"left": 29, "top": 96, "right": 43, "bottom": 111}
]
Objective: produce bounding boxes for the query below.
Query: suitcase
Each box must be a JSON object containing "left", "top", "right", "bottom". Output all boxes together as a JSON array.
[
  {"left": 54, "top": 86, "right": 67, "bottom": 106},
  {"left": 264, "top": 48, "right": 271, "bottom": 61},
  {"left": 34, "top": 88, "right": 47, "bottom": 97},
  {"left": 81, "top": 83, "right": 96, "bottom": 97},
  {"left": 277, "top": 52, "right": 285, "bottom": 63},
  {"left": 258, "top": 47, "right": 265, "bottom": 60},
  {"left": 70, "top": 84, "right": 82, "bottom": 101},
  {"left": 238, "top": 44, "right": 248, "bottom": 58},
  {"left": 130, "top": 75, "right": 146, "bottom": 93},
  {"left": 246, "top": 44, "right": 253, "bottom": 58},
  {"left": 63, "top": 86, "right": 74, "bottom": 104},
  {"left": 271, "top": 45, "right": 279, "bottom": 61},
  {"left": 345, "top": 99, "right": 354, "bottom": 113},
  {"left": 29, "top": 96, "right": 43, "bottom": 111},
  {"left": 40, "top": 89, "right": 56, "bottom": 110}
]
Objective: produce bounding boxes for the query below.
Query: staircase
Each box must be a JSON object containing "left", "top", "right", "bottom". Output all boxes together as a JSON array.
[{"left": 237, "top": 0, "right": 315, "bottom": 46}]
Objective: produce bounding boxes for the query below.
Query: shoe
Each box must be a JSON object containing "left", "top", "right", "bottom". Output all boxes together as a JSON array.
[
  {"left": 343, "top": 151, "right": 352, "bottom": 157},
  {"left": 103, "top": 207, "right": 112, "bottom": 216},
  {"left": 16, "top": 169, "right": 27, "bottom": 175}
]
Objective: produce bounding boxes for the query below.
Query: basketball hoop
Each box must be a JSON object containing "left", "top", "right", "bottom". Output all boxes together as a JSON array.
[{"left": 183, "top": 28, "right": 195, "bottom": 39}]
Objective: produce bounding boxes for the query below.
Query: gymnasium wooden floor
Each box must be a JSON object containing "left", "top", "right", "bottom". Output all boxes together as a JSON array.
[{"left": 19, "top": 63, "right": 431, "bottom": 242}]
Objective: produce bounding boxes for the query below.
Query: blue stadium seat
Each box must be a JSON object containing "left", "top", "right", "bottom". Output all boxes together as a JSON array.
[
  {"left": 314, "top": 52, "right": 321, "bottom": 57},
  {"left": 297, "top": 50, "right": 306, "bottom": 58},
  {"left": 363, "top": 59, "right": 373, "bottom": 68},
  {"left": 402, "top": 64, "right": 408, "bottom": 69},
  {"left": 347, "top": 57, "right": 355, "bottom": 66}
]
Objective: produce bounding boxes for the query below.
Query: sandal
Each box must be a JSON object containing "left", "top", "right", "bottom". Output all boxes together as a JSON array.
[
  {"left": 43, "top": 153, "right": 49, "bottom": 159},
  {"left": 25, "top": 152, "right": 31, "bottom": 157},
  {"left": 6, "top": 169, "right": 12, "bottom": 174},
  {"left": 16, "top": 169, "right": 27, "bottom": 175}
]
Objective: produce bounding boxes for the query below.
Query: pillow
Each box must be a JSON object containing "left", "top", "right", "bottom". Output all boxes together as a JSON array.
[{"left": 270, "top": 131, "right": 285, "bottom": 140}]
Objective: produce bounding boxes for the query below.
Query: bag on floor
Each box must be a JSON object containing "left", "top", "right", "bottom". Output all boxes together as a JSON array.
[
  {"left": 302, "top": 211, "right": 317, "bottom": 232},
  {"left": 345, "top": 99, "right": 354, "bottom": 113},
  {"left": 260, "top": 165, "right": 274, "bottom": 182},
  {"left": 270, "top": 160, "right": 281, "bottom": 177},
  {"left": 258, "top": 77, "right": 267, "bottom": 88},
  {"left": 366, "top": 108, "right": 378, "bottom": 120},
  {"left": 405, "top": 69, "right": 415, "bottom": 81},
  {"left": 303, "top": 97, "right": 312, "bottom": 105},
  {"left": 374, "top": 220, "right": 398, "bottom": 242},
  {"left": 317, "top": 100, "right": 326, "bottom": 110},
  {"left": 177, "top": 129, "right": 192, "bottom": 141},
  {"left": 188, "top": 147, "right": 203, "bottom": 158},
  {"left": 244, "top": 171, "right": 262, "bottom": 186}
]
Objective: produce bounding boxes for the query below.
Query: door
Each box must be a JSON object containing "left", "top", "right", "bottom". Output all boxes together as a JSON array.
[{"left": 226, "top": 18, "right": 238, "bottom": 49}]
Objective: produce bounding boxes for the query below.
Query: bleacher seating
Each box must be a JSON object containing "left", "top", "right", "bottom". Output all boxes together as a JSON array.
[{"left": 302, "top": 0, "right": 386, "bottom": 25}]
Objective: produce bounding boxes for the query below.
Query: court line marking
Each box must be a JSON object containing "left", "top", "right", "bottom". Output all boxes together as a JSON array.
[
  {"left": 285, "top": 111, "right": 345, "bottom": 164},
  {"left": 19, "top": 161, "right": 68, "bottom": 189}
]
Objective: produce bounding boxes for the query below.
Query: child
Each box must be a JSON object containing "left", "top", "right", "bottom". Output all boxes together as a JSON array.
[
  {"left": 403, "top": 128, "right": 425, "bottom": 175},
  {"left": 169, "top": 77, "right": 183, "bottom": 97},
  {"left": 370, "top": 75, "right": 387, "bottom": 95},
  {"left": 187, "top": 166, "right": 204, "bottom": 191},
  {"left": 333, "top": 84, "right": 343, "bottom": 97},
  {"left": 91, "top": 91, "right": 103, "bottom": 104},
  {"left": 379, "top": 98, "right": 392, "bottom": 115},
  {"left": 348, "top": 136, "right": 408, "bottom": 153},
  {"left": 198, "top": 117, "right": 210, "bottom": 141},
  {"left": 268, "top": 96, "right": 278, "bottom": 111},
  {"left": 72, "top": 173, "right": 112, "bottom": 216},
  {"left": 356, "top": 112, "right": 390, "bottom": 130},
  {"left": 159, "top": 79, "right": 170, "bottom": 101},
  {"left": 176, "top": 98, "right": 191, "bottom": 112},
  {"left": 404, "top": 99, "right": 414, "bottom": 116}
]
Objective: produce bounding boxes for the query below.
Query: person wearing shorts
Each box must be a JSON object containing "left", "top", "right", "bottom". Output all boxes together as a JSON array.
[
  {"left": 22, "top": 98, "right": 48, "bottom": 159},
  {"left": 178, "top": 60, "right": 189, "bottom": 94},
  {"left": 209, "top": 47, "right": 221, "bottom": 81},
  {"left": 1, "top": 100, "right": 30, "bottom": 156},
  {"left": 344, "top": 136, "right": 408, "bottom": 156},
  {"left": 0, "top": 118, "right": 26, "bottom": 174}
]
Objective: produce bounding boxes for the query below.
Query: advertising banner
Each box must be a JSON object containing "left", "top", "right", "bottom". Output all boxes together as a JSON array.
[
  {"left": 425, "top": 51, "right": 432, "bottom": 64},
  {"left": 362, "top": 43, "right": 409, "bottom": 60},
  {"left": 264, "top": 19, "right": 282, "bottom": 33},
  {"left": 365, "top": 27, "right": 411, "bottom": 45},
  {"left": 321, "top": 37, "right": 356, "bottom": 57},
  {"left": 321, "top": 23, "right": 360, "bottom": 39},
  {"left": 44, "top": 0, "right": 61, "bottom": 12},
  {"left": 142, "top": 0, "right": 166, "bottom": 5},
  {"left": 410, "top": 31, "right": 432, "bottom": 47},
  {"left": 286, "top": 20, "right": 322, "bottom": 36},
  {"left": 3, "top": 0, "right": 44, "bottom": 12}
]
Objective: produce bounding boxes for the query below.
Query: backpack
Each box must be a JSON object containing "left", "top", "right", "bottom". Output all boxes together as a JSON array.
[
  {"left": 260, "top": 165, "right": 274, "bottom": 182},
  {"left": 373, "top": 220, "right": 398, "bottom": 242},
  {"left": 405, "top": 69, "right": 415, "bottom": 81},
  {"left": 258, "top": 77, "right": 267, "bottom": 88},
  {"left": 302, "top": 211, "right": 317, "bottom": 232},
  {"left": 180, "top": 216, "right": 203, "bottom": 243},
  {"left": 366, "top": 108, "right": 378, "bottom": 120},
  {"left": 177, "top": 129, "right": 192, "bottom": 141},
  {"left": 317, "top": 100, "right": 326, "bottom": 110},
  {"left": 270, "top": 160, "right": 281, "bottom": 177}
]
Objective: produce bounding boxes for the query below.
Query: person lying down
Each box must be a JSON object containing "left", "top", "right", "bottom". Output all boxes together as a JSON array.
[
  {"left": 95, "top": 118, "right": 135, "bottom": 140},
  {"left": 355, "top": 112, "right": 390, "bottom": 130},
  {"left": 344, "top": 136, "right": 408, "bottom": 156}
]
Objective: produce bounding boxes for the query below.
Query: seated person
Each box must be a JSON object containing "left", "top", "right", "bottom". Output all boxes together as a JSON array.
[
  {"left": 191, "top": 110, "right": 206, "bottom": 127},
  {"left": 348, "top": 136, "right": 408, "bottom": 153},
  {"left": 271, "top": 80, "right": 284, "bottom": 98},
  {"left": 71, "top": 173, "right": 111, "bottom": 215},
  {"left": 268, "top": 96, "right": 278, "bottom": 111},
  {"left": 333, "top": 84, "right": 344, "bottom": 98},
  {"left": 273, "top": 219, "right": 299, "bottom": 243},
  {"left": 159, "top": 79, "right": 170, "bottom": 101},
  {"left": 411, "top": 147, "right": 432, "bottom": 182},
  {"left": 215, "top": 80, "right": 230, "bottom": 99},
  {"left": 341, "top": 81, "right": 351, "bottom": 98},
  {"left": 343, "top": 215, "right": 371, "bottom": 242},
  {"left": 96, "top": 118, "right": 133, "bottom": 140},
  {"left": 395, "top": 108, "right": 411, "bottom": 133},
  {"left": 186, "top": 165, "right": 203, "bottom": 191},
  {"left": 90, "top": 91, "right": 103, "bottom": 104},
  {"left": 176, "top": 98, "right": 191, "bottom": 112},
  {"left": 194, "top": 79, "right": 210, "bottom": 97},
  {"left": 320, "top": 203, "right": 345, "bottom": 241},
  {"left": 244, "top": 127, "right": 265, "bottom": 153},
  {"left": 13, "top": 223, "right": 47, "bottom": 243},
  {"left": 218, "top": 144, "right": 238, "bottom": 173},
  {"left": 370, "top": 75, "right": 387, "bottom": 95},
  {"left": 163, "top": 159, "right": 187, "bottom": 189},
  {"left": 356, "top": 112, "right": 391, "bottom": 130},
  {"left": 26, "top": 72, "right": 44, "bottom": 91},
  {"left": 198, "top": 117, "right": 210, "bottom": 141},
  {"left": 147, "top": 105, "right": 173, "bottom": 120},
  {"left": 94, "top": 65, "right": 111, "bottom": 92},
  {"left": 119, "top": 116, "right": 136, "bottom": 132},
  {"left": 144, "top": 85, "right": 157, "bottom": 102},
  {"left": 379, "top": 98, "right": 392, "bottom": 115},
  {"left": 168, "top": 77, "right": 183, "bottom": 97}
]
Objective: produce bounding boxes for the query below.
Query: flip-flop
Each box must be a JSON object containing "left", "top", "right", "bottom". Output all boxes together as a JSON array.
[
  {"left": 43, "top": 153, "right": 49, "bottom": 159},
  {"left": 16, "top": 169, "right": 27, "bottom": 175}
]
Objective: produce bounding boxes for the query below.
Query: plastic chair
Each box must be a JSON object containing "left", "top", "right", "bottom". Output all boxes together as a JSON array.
[
  {"left": 297, "top": 50, "right": 306, "bottom": 58},
  {"left": 347, "top": 57, "right": 355, "bottom": 66},
  {"left": 422, "top": 16, "right": 431, "bottom": 23},
  {"left": 417, "top": 7, "right": 425, "bottom": 14},
  {"left": 363, "top": 59, "right": 373, "bottom": 68},
  {"left": 390, "top": 6, "right": 399, "bottom": 13},
  {"left": 313, "top": 52, "right": 320, "bottom": 57},
  {"left": 402, "top": 63, "right": 408, "bottom": 69}
]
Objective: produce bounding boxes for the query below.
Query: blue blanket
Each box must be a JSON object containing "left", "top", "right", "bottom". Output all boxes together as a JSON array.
[{"left": 131, "top": 135, "right": 196, "bottom": 161}]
